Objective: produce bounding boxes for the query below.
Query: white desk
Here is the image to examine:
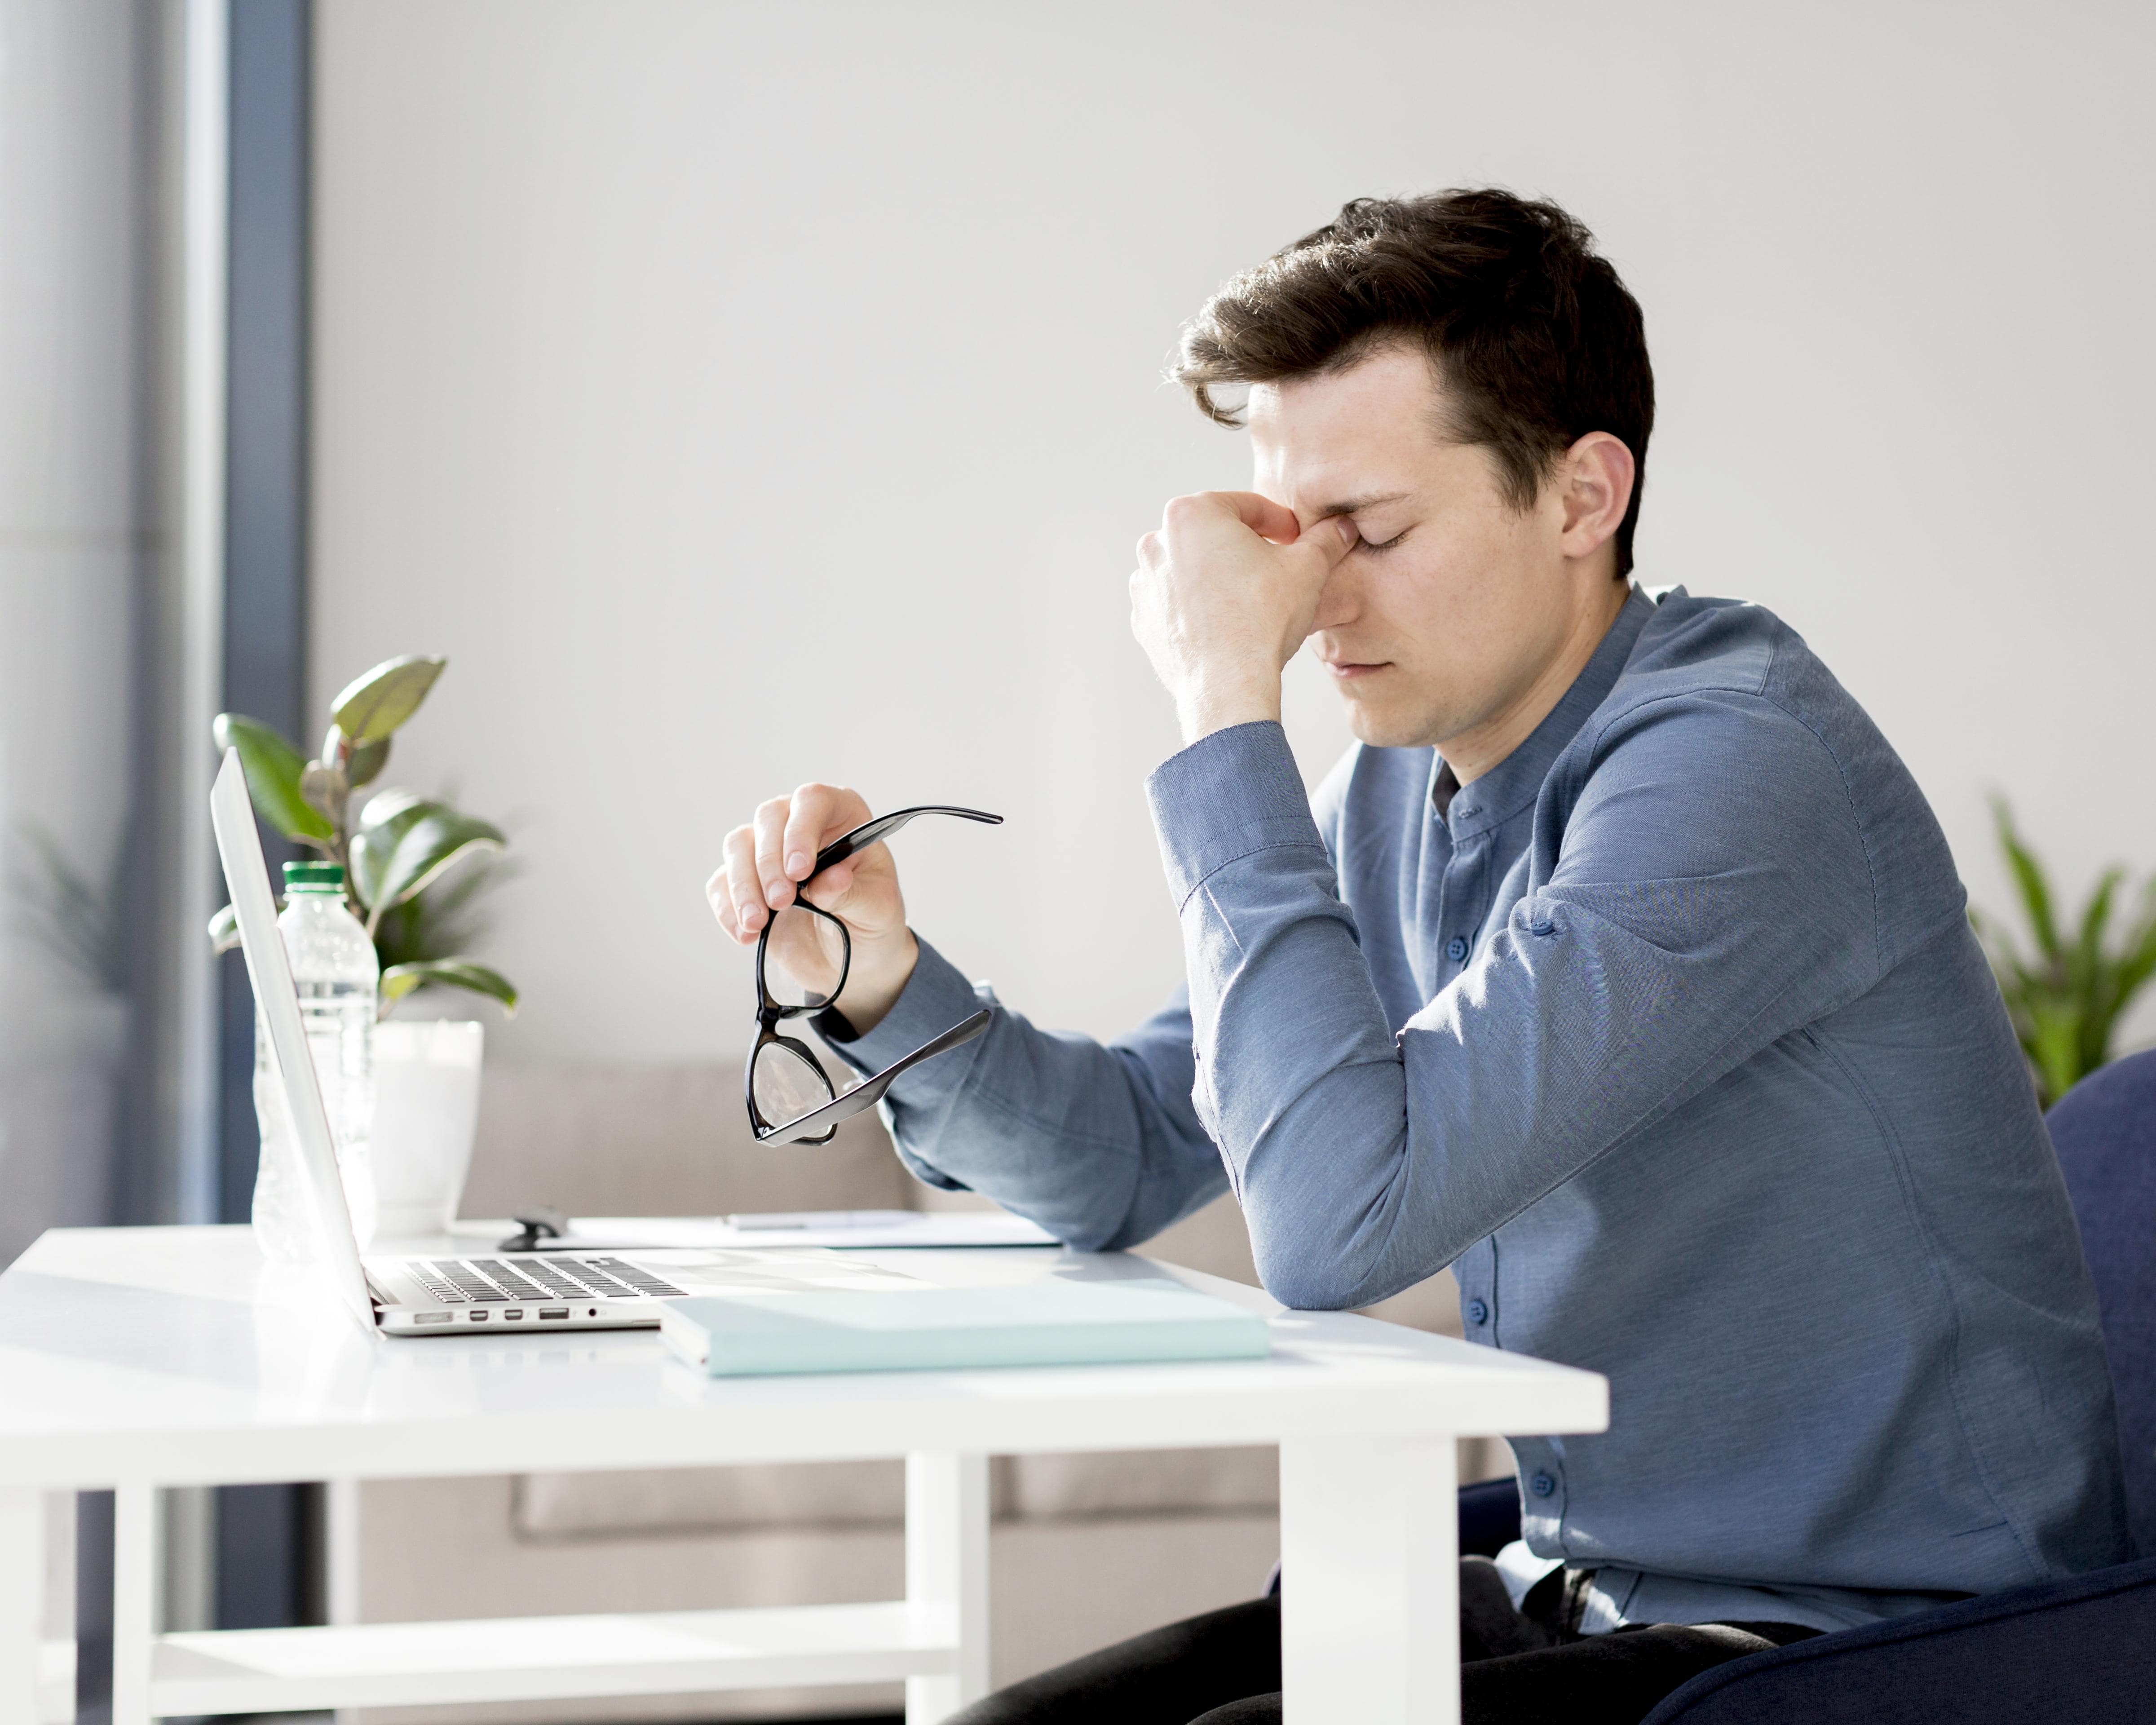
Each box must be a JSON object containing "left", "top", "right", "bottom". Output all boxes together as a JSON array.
[{"left": 0, "top": 1226, "right": 1605, "bottom": 1725}]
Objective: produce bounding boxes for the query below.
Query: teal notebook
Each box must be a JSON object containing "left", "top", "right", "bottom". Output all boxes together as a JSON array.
[{"left": 658, "top": 1278, "right": 1272, "bottom": 1377}]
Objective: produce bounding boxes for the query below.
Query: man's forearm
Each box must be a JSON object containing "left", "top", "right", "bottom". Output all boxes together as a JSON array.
[
  {"left": 1147, "top": 724, "right": 1426, "bottom": 1307},
  {"left": 819, "top": 938, "right": 1227, "bottom": 1250},
  {"left": 1147, "top": 708, "right": 1889, "bottom": 1313}
]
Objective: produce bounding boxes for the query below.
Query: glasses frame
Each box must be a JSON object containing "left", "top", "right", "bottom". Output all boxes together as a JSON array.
[{"left": 747, "top": 804, "right": 1001, "bottom": 1145}]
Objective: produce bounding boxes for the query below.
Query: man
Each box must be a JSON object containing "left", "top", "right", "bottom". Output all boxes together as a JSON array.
[{"left": 708, "top": 191, "right": 2128, "bottom": 1724}]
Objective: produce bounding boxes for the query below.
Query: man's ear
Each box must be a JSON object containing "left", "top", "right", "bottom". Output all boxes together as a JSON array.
[{"left": 1557, "top": 432, "right": 1635, "bottom": 560}]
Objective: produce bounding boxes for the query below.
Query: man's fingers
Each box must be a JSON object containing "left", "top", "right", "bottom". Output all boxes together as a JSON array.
[
  {"left": 722, "top": 826, "right": 766, "bottom": 935},
  {"left": 704, "top": 866, "right": 742, "bottom": 942},
  {"left": 1154, "top": 491, "right": 1356, "bottom": 580},
  {"left": 1306, "top": 513, "right": 1359, "bottom": 566},
  {"left": 799, "top": 859, "right": 857, "bottom": 910},
  {"left": 752, "top": 798, "right": 797, "bottom": 909},
  {"left": 1159, "top": 491, "right": 1350, "bottom": 558},
  {"left": 782, "top": 783, "right": 866, "bottom": 881},
  {"left": 1212, "top": 491, "right": 1304, "bottom": 544}
]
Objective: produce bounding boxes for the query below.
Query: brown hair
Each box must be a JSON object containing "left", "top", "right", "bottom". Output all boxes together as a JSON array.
[{"left": 1175, "top": 190, "right": 1653, "bottom": 577}]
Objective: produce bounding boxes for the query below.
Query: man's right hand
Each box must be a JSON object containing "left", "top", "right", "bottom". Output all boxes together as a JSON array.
[{"left": 706, "top": 783, "right": 919, "bottom": 1035}]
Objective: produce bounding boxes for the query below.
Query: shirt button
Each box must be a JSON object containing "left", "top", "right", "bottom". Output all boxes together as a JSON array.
[
  {"left": 1530, "top": 919, "right": 1556, "bottom": 938},
  {"left": 1446, "top": 936, "right": 1470, "bottom": 961},
  {"left": 1530, "top": 1471, "right": 1557, "bottom": 1498},
  {"left": 1467, "top": 1298, "right": 1489, "bottom": 1325}
]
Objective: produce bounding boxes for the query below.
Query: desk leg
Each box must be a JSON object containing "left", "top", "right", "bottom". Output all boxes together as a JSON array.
[
  {"left": 1, "top": 1489, "right": 54, "bottom": 1725},
  {"left": 0, "top": 1490, "right": 72, "bottom": 1725},
  {"left": 905, "top": 1451, "right": 989, "bottom": 1725},
  {"left": 1279, "top": 1436, "right": 1458, "bottom": 1725},
  {"left": 40, "top": 1494, "right": 74, "bottom": 1725},
  {"left": 110, "top": 1486, "right": 158, "bottom": 1725}
]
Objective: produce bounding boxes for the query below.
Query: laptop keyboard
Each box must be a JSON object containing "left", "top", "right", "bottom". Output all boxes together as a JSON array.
[{"left": 406, "top": 1256, "right": 686, "bottom": 1305}]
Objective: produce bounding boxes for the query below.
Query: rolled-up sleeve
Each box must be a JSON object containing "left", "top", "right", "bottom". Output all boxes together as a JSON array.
[{"left": 1146, "top": 706, "right": 1880, "bottom": 1310}]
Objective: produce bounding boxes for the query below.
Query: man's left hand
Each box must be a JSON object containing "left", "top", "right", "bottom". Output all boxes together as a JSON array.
[{"left": 1129, "top": 491, "right": 1358, "bottom": 744}]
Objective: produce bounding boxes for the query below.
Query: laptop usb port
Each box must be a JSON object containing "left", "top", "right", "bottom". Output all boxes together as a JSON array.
[
  {"left": 539, "top": 1308, "right": 569, "bottom": 1320},
  {"left": 468, "top": 1310, "right": 489, "bottom": 1322},
  {"left": 502, "top": 1309, "right": 524, "bottom": 1320}
]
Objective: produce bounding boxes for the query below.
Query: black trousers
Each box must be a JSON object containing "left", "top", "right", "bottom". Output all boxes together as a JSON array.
[{"left": 947, "top": 1558, "right": 1819, "bottom": 1725}]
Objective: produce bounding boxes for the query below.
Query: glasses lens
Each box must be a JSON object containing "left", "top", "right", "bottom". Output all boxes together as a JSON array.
[
  {"left": 762, "top": 902, "right": 849, "bottom": 1010},
  {"left": 752, "top": 1040, "right": 836, "bottom": 1130}
]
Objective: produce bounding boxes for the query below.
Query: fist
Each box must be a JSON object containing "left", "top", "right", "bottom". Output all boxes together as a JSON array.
[
  {"left": 707, "top": 783, "right": 914, "bottom": 1019},
  {"left": 1129, "top": 491, "right": 1357, "bottom": 743}
]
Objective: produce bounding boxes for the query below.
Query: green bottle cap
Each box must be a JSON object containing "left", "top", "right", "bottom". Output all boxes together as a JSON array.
[{"left": 283, "top": 860, "right": 346, "bottom": 891}]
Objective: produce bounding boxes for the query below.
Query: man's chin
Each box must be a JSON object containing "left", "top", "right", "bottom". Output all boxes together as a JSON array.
[{"left": 1340, "top": 696, "right": 1443, "bottom": 751}]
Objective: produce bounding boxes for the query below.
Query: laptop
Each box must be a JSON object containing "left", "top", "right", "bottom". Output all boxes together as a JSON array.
[{"left": 211, "top": 748, "right": 938, "bottom": 1336}]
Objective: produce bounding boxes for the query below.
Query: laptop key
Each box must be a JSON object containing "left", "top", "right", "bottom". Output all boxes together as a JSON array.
[
  {"left": 586, "top": 1258, "right": 686, "bottom": 1298},
  {"left": 562, "top": 1261, "right": 638, "bottom": 1297}
]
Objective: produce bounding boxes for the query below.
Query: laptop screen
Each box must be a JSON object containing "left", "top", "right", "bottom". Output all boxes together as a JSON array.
[{"left": 210, "top": 748, "right": 377, "bottom": 1328}]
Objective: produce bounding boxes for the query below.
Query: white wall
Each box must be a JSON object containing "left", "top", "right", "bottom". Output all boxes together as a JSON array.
[
  {"left": 312, "top": 0, "right": 2156, "bottom": 1068},
  {"left": 0, "top": 0, "right": 145, "bottom": 1262}
]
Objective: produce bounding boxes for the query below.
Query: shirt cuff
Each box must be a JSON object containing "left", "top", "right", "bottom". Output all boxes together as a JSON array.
[
  {"left": 815, "top": 935, "right": 986, "bottom": 1077},
  {"left": 1144, "top": 721, "right": 1329, "bottom": 908}
]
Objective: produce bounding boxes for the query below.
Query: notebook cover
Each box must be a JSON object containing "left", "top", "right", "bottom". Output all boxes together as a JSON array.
[{"left": 658, "top": 1278, "right": 1271, "bottom": 1376}]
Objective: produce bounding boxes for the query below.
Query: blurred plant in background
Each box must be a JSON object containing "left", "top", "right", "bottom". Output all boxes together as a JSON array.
[
  {"left": 1974, "top": 797, "right": 2156, "bottom": 1107},
  {"left": 209, "top": 655, "right": 518, "bottom": 1018},
  {"left": 6, "top": 824, "right": 128, "bottom": 996}
]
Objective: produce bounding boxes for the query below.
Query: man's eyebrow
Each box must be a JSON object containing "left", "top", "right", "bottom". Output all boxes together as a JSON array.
[{"left": 1309, "top": 491, "right": 1410, "bottom": 521}]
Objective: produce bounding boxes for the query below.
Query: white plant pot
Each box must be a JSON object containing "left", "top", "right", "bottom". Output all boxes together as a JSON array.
[{"left": 370, "top": 1018, "right": 484, "bottom": 1239}]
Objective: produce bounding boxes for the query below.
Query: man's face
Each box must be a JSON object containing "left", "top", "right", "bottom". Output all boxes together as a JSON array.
[{"left": 1248, "top": 344, "right": 1587, "bottom": 752}]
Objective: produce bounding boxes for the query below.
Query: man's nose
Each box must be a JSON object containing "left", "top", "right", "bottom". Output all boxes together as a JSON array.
[{"left": 1311, "top": 559, "right": 1361, "bottom": 631}]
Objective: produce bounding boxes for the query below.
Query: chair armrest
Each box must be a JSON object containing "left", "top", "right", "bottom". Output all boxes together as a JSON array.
[
  {"left": 1458, "top": 1475, "right": 1522, "bottom": 1559},
  {"left": 1643, "top": 1555, "right": 2156, "bottom": 1724}
]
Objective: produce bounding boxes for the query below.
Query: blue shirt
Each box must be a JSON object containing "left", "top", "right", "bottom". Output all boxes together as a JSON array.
[{"left": 827, "top": 586, "right": 2129, "bottom": 1632}]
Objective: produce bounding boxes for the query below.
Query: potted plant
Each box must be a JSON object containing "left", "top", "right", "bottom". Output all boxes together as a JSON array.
[
  {"left": 211, "top": 655, "right": 517, "bottom": 1235},
  {"left": 1974, "top": 797, "right": 2156, "bottom": 1108},
  {"left": 3, "top": 824, "right": 131, "bottom": 1266}
]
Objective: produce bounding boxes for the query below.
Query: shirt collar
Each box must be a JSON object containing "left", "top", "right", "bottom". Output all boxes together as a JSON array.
[{"left": 1436, "top": 584, "right": 1657, "bottom": 840}]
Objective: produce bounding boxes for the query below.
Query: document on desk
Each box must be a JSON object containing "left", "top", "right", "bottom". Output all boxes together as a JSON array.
[
  {"left": 659, "top": 1277, "right": 1272, "bottom": 1376},
  {"left": 545, "top": 1210, "right": 1060, "bottom": 1251},
  {"left": 637, "top": 1247, "right": 934, "bottom": 1293}
]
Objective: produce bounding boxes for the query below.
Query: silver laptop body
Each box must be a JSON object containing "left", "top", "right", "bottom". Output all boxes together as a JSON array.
[{"left": 212, "top": 748, "right": 898, "bottom": 1336}]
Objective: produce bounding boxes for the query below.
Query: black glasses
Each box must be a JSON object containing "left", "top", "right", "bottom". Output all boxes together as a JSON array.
[{"left": 748, "top": 805, "right": 1001, "bottom": 1145}]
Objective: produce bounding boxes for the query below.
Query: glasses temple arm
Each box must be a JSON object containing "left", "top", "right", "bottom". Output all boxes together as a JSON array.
[{"left": 809, "top": 805, "right": 1003, "bottom": 876}]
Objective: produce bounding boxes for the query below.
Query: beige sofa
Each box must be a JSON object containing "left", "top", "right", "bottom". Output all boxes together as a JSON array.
[{"left": 344, "top": 1060, "right": 1511, "bottom": 1723}]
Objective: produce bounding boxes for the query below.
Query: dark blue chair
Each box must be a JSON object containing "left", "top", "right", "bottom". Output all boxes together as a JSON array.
[{"left": 1451, "top": 1048, "right": 2156, "bottom": 1718}]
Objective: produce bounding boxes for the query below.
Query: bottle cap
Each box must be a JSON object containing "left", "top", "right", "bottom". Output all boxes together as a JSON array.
[{"left": 283, "top": 860, "right": 346, "bottom": 891}]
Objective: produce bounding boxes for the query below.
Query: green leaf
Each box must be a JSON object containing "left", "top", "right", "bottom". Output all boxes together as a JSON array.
[
  {"left": 212, "top": 713, "right": 334, "bottom": 842},
  {"left": 2107, "top": 882, "right": 2156, "bottom": 1019},
  {"left": 371, "top": 850, "right": 516, "bottom": 968},
  {"left": 319, "top": 725, "right": 392, "bottom": 790},
  {"left": 1991, "top": 797, "right": 2059, "bottom": 962},
  {"left": 347, "top": 735, "right": 391, "bottom": 788},
  {"left": 2027, "top": 1003, "right": 2083, "bottom": 1109},
  {"left": 300, "top": 760, "right": 349, "bottom": 824},
  {"left": 358, "top": 786, "right": 426, "bottom": 828},
  {"left": 208, "top": 903, "right": 241, "bottom": 955},
  {"left": 330, "top": 655, "right": 446, "bottom": 744},
  {"left": 380, "top": 958, "right": 518, "bottom": 1016},
  {"left": 2072, "top": 868, "right": 2121, "bottom": 977},
  {"left": 349, "top": 795, "right": 505, "bottom": 920}
]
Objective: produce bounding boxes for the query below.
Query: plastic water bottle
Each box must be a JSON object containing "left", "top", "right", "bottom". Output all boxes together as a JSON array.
[{"left": 253, "top": 860, "right": 380, "bottom": 1257}]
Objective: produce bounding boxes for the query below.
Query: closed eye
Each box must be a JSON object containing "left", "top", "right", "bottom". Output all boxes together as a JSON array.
[{"left": 1357, "top": 527, "right": 1409, "bottom": 553}]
